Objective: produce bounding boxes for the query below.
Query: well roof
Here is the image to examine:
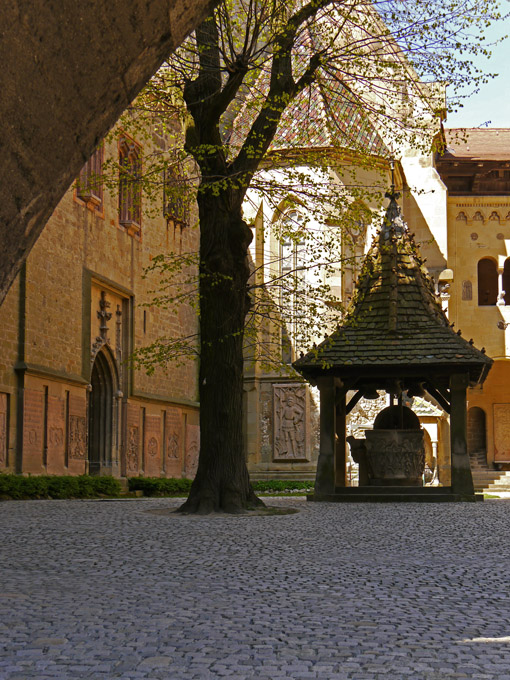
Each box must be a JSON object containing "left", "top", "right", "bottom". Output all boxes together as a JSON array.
[{"left": 293, "top": 195, "right": 493, "bottom": 387}]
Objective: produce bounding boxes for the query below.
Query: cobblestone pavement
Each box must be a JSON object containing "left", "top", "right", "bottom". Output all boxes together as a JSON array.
[{"left": 3, "top": 498, "right": 510, "bottom": 679}]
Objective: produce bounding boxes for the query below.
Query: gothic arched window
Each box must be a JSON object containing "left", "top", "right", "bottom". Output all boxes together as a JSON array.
[{"left": 118, "top": 136, "right": 142, "bottom": 233}]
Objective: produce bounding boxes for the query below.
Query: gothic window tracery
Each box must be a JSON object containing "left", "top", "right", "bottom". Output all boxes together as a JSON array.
[
  {"left": 119, "top": 136, "right": 142, "bottom": 233},
  {"left": 163, "top": 162, "right": 189, "bottom": 226},
  {"left": 77, "top": 145, "right": 103, "bottom": 210},
  {"left": 279, "top": 209, "right": 305, "bottom": 363}
]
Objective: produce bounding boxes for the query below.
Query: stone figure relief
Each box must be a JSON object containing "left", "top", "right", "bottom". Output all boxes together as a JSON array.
[
  {"left": 0, "top": 393, "right": 7, "bottom": 466},
  {"left": 185, "top": 424, "right": 200, "bottom": 478},
  {"left": 91, "top": 290, "right": 112, "bottom": 359},
  {"left": 273, "top": 384, "right": 307, "bottom": 460},
  {"left": 127, "top": 426, "right": 139, "bottom": 472},
  {"left": 69, "top": 416, "right": 87, "bottom": 459},
  {"left": 462, "top": 280, "right": 473, "bottom": 301},
  {"left": 167, "top": 433, "right": 179, "bottom": 459},
  {"left": 164, "top": 407, "right": 183, "bottom": 471},
  {"left": 147, "top": 436, "right": 158, "bottom": 457},
  {"left": 0, "top": 412, "right": 6, "bottom": 466}
]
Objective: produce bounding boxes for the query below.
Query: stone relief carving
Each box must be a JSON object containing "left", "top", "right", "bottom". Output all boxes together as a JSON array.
[
  {"left": 489, "top": 211, "right": 500, "bottom": 222},
  {"left": 273, "top": 384, "right": 307, "bottom": 460},
  {"left": 185, "top": 424, "right": 200, "bottom": 478},
  {"left": 127, "top": 426, "right": 139, "bottom": 472},
  {"left": 456, "top": 211, "right": 468, "bottom": 222},
  {"left": 167, "top": 432, "right": 179, "bottom": 459},
  {"left": 462, "top": 280, "right": 473, "bottom": 301},
  {"left": 365, "top": 430, "right": 425, "bottom": 482},
  {"left": 0, "top": 393, "right": 7, "bottom": 466},
  {"left": 0, "top": 412, "right": 6, "bottom": 466},
  {"left": 164, "top": 408, "right": 183, "bottom": 471},
  {"left": 147, "top": 436, "right": 158, "bottom": 457},
  {"left": 91, "top": 290, "right": 112, "bottom": 359},
  {"left": 69, "top": 416, "right": 87, "bottom": 459},
  {"left": 473, "top": 211, "right": 484, "bottom": 223}
]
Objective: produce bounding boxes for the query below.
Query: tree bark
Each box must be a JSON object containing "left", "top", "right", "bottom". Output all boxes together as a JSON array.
[{"left": 178, "top": 189, "right": 264, "bottom": 513}]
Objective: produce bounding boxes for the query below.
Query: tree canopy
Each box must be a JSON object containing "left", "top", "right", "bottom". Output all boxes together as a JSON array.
[{"left": 109, "top": 0, "right": 504, "bottom": 512}]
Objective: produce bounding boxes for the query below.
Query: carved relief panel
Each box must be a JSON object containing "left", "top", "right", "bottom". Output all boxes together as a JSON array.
[
  {"left": 185, "top": 423, "right": 200, "bottom": 478},
  {"left": 273, "top": 384, "right": 308, "bottom": 461},
  {"left": 462, "top": 280, "right": 473, "bottom": 301},
  {"left": 164, "top": 407, "right": 183, "bottom": 477},
  {"left": 144, "top": 415, "right": 162, "bottom": 477},
  {"left": 46, "top": 396, "right": 66, "bottom": 474},
  {"left": 126, "top": 404, "right": 140, "bottom": 474},
  {"left": 22, "top": 389, "right": 45, "bottom": 472},
  {"left": 69, "top": 395, "right": 87, "bottom": 461},
  {"left": 494, "top": 404, "right": 510, "bottom": 462},
  {"left": 0, "top": 393, "right": 7, "bottom": 468}
]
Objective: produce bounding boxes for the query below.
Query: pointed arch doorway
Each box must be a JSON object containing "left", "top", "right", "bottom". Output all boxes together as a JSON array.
[{"left": 88, "top": 347, "right": 118, "bottom": 475}]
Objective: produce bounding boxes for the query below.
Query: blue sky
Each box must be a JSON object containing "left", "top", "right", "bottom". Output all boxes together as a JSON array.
[{"left": 445, "top": 1, "right": 510, "bottom": 128}]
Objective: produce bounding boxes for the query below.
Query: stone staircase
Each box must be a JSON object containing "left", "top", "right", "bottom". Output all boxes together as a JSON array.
[{"left": 470, "top": 451, "right": 510, "bottom": 492}]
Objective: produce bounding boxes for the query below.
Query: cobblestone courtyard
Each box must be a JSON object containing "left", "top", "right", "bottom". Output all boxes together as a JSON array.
[{"left": 2, "top": 498, "right": 510, "bottom": 679}]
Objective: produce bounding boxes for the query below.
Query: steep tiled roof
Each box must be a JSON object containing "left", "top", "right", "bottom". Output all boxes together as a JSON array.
[
  {"left": 228, "top": 30, "right": 388, "bottom": 158},
  {"left": 293, "top": 195, "right": 493, "bottom": 385},
  {"left": 442, "top": 129, "right": 510, "bottom": 161},
  {"left": 271, "top": 73, "right": 388, "bottom": 156}
]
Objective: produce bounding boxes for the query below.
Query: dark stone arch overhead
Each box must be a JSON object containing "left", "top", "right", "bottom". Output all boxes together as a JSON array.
[{"left": 0, "top": 0, "right": 216, "bottom": 306}]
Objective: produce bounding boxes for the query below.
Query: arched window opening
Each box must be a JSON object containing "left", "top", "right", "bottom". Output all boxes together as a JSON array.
[
  {"left": 279, "top": 209, "right": 306, "bottom": 363},
  {"left": 478, "top": 258, "right": 498, "bottom": 306},
  {"left": 503, "top": 259, "right": 510, "bottom": 305},
  {"left": 342, "top": 206, "right": 368, "bottom": 299},
  {"left": 119, "top": 136, "right": 142, "bottom": 233},
  {"left": 467, "top": 407, "right": 487, "bottom": 466}
]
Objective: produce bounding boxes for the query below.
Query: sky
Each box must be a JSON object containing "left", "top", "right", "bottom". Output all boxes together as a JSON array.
[{"left": 445, "top": 1, "right": 510, "bottom": 128}]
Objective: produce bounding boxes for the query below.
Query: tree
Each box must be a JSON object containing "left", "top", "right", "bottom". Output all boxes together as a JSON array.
[{"left": 130, "top": 0, "right": 504, "bottom": 513}]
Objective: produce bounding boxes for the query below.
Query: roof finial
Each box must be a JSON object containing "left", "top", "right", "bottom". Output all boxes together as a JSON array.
[{"left": 390, "top": 158, "right": 395, "bottom": 195}]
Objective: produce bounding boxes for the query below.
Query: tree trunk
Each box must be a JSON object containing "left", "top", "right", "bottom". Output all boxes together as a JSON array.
[{"left": 178, "top": 189, "right": 264, "bottom": 513}]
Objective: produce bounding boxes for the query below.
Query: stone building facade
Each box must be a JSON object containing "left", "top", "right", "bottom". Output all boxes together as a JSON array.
[
  {"left": 0, "top": 132, "right": 200, "bottom": 479},
  {"left": 436, "top": 129, "right": 510, "bottom": 469}
]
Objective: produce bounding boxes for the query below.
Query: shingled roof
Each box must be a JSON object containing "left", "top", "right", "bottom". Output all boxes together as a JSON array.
[{"left": 293, "top": 194, "right": 493, "bottom": 387}]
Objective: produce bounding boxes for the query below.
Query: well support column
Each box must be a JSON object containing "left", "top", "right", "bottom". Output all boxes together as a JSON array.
[
  {"left": 315, "top": 377, "right": 336, "bottom": 495},
  {"left": 335, "top": 388, "right": 347, "bottom": 487},
  {"left": 450, "top": 372, "right": 475, "bottom": 496}
]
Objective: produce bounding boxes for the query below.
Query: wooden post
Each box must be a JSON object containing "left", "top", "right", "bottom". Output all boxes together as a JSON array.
[
  {"left": 315, "top": 377, "right": 336, "bottom": 495},
  {"left": 450, "top": 372, "right": 475, "bottom": 496},
  {"left": 335, "top": 388, "right": 347, "bottom": 487}
]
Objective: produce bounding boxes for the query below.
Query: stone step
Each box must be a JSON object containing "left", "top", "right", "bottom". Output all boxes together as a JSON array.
[{"left": 473, "top": 470, "right": 510, "bottom": 491}]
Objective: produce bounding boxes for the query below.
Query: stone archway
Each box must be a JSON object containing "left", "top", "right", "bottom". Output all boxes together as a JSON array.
[
  {"left": 89, "top": 347, "right": 118, "bottom": 475},
  {"left": 467, "top": 406, "right": 487, "bottom": 466},
  {"left": 0, "top": 0, "right": 216, "bottom": 306}
]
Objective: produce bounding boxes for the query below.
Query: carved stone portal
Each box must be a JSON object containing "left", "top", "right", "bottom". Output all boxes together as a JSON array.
[{"left": 273, "top": 384, "right": 308, "bottom": 461}]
